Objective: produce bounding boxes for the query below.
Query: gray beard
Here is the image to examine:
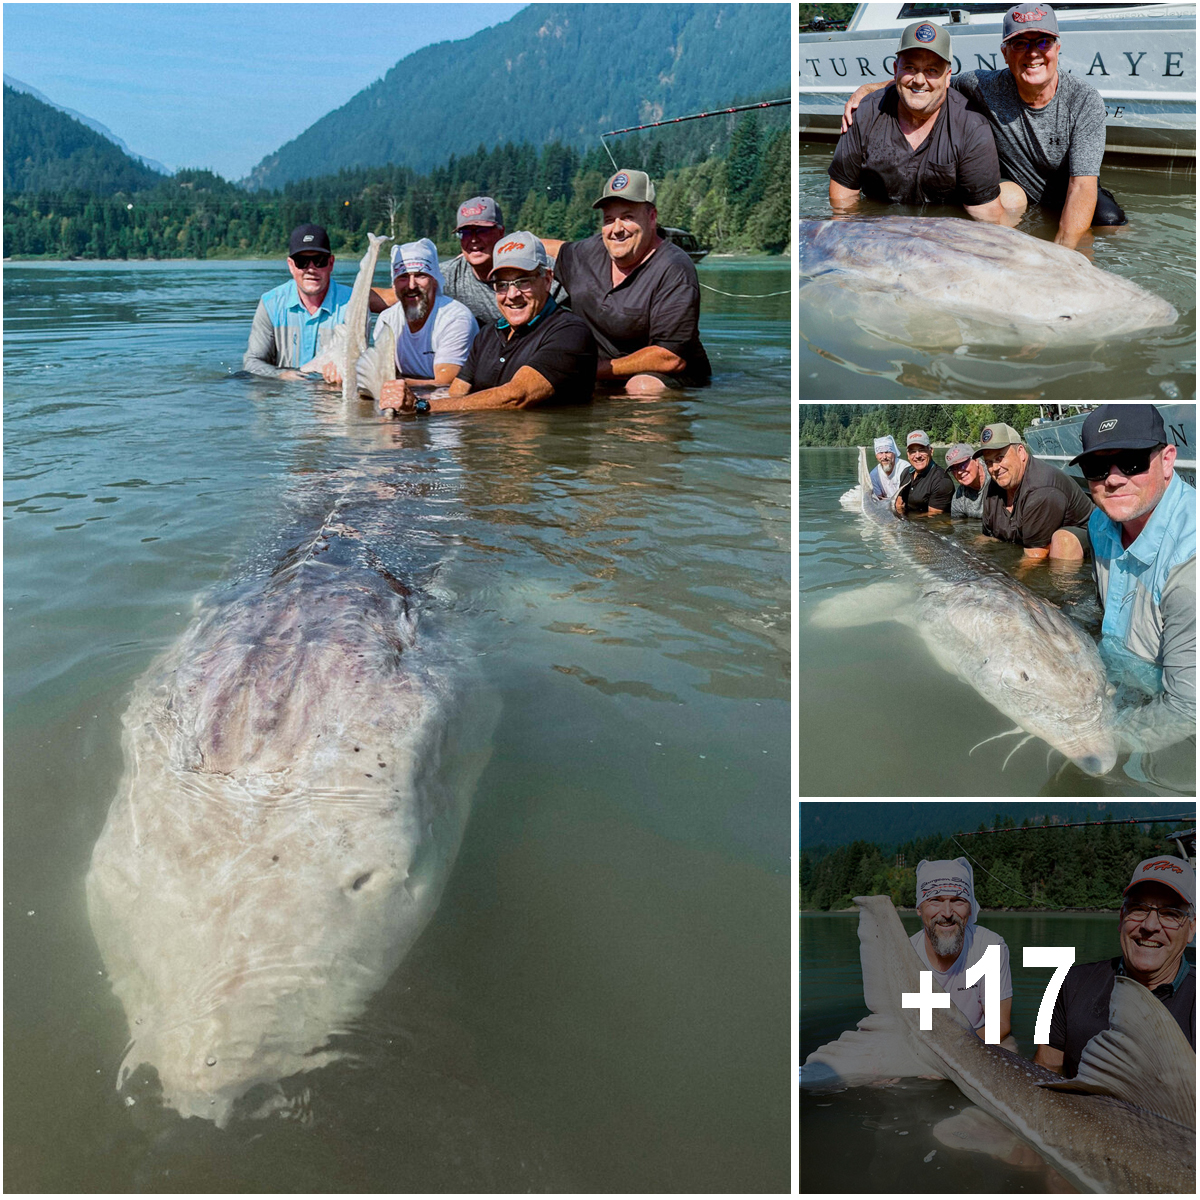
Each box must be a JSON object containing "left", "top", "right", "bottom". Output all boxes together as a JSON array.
[
  {"left": 931, "top": 921, "right": 965, "bottom": 959},
  {"left": 402, "top": 294, "right": 431, "bottom": 325}
]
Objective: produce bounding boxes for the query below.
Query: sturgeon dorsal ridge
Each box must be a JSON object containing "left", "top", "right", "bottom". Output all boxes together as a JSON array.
[{"left": 1038, "top": 973, "right": 1197, "bottom": 1129}]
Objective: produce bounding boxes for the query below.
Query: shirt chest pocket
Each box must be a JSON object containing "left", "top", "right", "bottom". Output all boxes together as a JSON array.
[{"left": 920, "top": 160, "right": 960, "bottom": 199}]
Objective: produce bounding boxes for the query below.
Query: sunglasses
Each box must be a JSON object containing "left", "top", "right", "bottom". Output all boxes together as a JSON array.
[
  {"left": 1078, "top": 448, "right": 1157, "bottom": 481},
  {"left": 1007, "top": 35, "right": 1058, "bottom": 53},
  {"left": 457, "top": 226, "right": 496, "bottom": 240},
  {"left": 292, "top": 254, "right": 330, "bottom": 269}
]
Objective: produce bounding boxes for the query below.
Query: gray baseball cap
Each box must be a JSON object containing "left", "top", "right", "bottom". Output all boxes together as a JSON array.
[
  {"left": 487, "top": 232, "right": 550, "bottom": 278},
  {"left": 944, "top": 443, "right": 975, "bottom": 469},
  {"left": 906, "top": 429, "right": 932, "bottom": 449},
  {"left": 898, "top": 20, "right": 952, "bottom": 64},
  {"left": 593, "top": 169, "right": 656, "bottom": 208},
  {"left": 1003, "top": 3, "right": 1059, "bottom": 42},
  {"left": 456, "top": 196, "right": 503, "bottom": 229}
]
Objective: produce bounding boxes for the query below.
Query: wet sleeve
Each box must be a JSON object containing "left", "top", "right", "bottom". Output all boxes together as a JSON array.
[
  {"left": 1114, "top": 557, "right": 1196, "bottom": 752},
  {"left": 950, "top": 70, "right": 982, "bottom": 106},
  {"left": 243, "top": 299, "right": 286, "bottom": 378},
  {"left": 1068, "top": 87, "right": 1107, "bottom": 177},
  {"left": 1018, "top": 487, "right": 1070, "bottom": 549},
  {"left": 1047, "top": 964, "right": 1072, "bottom": 1050},
  {"left": 828, "top": 117, "right": 865, "bottom": 191},
  {"left": 959, "top": 115, "right": 1001, "bottom": 205},
  {"left": 646, "top": 264, "right": 702, "bottom": 356},
  {"left": 457, "top": 328, "right": 482, "bottom": 389}
]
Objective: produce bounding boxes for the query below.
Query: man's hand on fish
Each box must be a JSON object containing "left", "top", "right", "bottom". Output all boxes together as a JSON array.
[
  {"left": 378, "top": 379, "right": 419, "bottom": 416},
  {"left": 321, "top": 360, "right": 343, "bottom": 386}
]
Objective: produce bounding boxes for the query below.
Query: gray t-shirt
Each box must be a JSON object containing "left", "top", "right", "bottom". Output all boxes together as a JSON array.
[
  {"left": 441, "top": 252, "right": 566, "bottom": 327},
  {"left": 951, "top": 478, "right": 988, "bottom": 519},
  {"left": 952, "top": 69, "right": 1107, "bottom": 205}
]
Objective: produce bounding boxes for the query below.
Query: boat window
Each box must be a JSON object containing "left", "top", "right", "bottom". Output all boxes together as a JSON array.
[{"left": 899, "top": 3, "right": 1145, "bottom": 15}]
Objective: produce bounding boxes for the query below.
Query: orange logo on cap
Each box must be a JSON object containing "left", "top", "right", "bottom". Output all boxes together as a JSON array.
[
  {"left": 1146, "top": 859, "right": 1184, "bottom": 873},
  {"left": 1013, "top": 6, "right": 1047, "bottom": 21},
  {"left": 461, "top": 203, "right": 485, "bottom": 217},
  {"left": 497, "top": 241, "right": 526, "bottom": 253}
]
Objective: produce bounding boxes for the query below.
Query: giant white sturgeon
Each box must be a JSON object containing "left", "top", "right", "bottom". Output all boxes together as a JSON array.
[
  {"left": 801, "top": 896, "right": 1196, "bottom": 1194},
  {"left": 812, "top": 447, "right": 1118, "bottom": 775},
  {"left": 86, "top": 490, "right": 495, "bottom": 1125},
  {"left": 798, "top": 216, "right": 1178, "bottom": 347}
]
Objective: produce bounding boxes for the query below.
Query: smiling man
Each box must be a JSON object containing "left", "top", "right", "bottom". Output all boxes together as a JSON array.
[
  {"left": 243, "top": 224, "right": 354, "bottom": 380},
  {"left": 975, "top": 422, "right": 1094, "bottom": 559},
  {"left": 379, "top": 233, "right": 596, "bottom": 414},
  {"left": 1035, "top": 856, "right": 1196, "bottom": 1077},
  {"left": 544, "top": 169, "right": 710, "bottom": 394},
  {"left": 1071, "top": 404, "right": 1196, "bottom": 757},
  {"left": 842, "top": 4, "right": 1124, "bottom": 249},
  {"left": 828, "top": 21, "right": 1003, "bottom": 220},
  {"left": 373, "top": 239, "right": 478, "bottom": 391}
]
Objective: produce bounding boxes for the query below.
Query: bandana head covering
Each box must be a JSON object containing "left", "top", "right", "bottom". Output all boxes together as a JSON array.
[
  {"left": 391, "top": 238, "right": 444, "bottom": 290},
  {"left": 874, "top": 435, "right": 900, "bottom": 461},
  {"left": 916, "top": 857, "right": 978, "bottom": 975}
]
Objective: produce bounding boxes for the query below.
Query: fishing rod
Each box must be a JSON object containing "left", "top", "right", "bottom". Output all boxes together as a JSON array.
[
  {"left": 598, "top": 98, "right": 791, "bottom": 171},
  {"left": 956, "top": 814, "right": 1195, "bottom": 837}
]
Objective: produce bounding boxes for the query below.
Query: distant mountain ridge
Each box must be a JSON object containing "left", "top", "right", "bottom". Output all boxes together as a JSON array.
[
  {"left": 3, "top": 86, "right": 167, "bottom": 195},
  {"left": 3, "top": 74, "right": 171, "bottom": 176},
  {"left": 244, "top": 3, "right": 789, "bottom": 191}
]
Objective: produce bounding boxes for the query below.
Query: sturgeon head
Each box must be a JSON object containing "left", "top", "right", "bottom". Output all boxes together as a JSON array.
[
  {"left": 299, "top": 231, "right": 394, "bottom": 403},
  {"left": 86, "top": 550, "right": 495, "bottom": 1125},
  {"left": 802, "top": 896, "right": 1196, "bottom": 1194}
]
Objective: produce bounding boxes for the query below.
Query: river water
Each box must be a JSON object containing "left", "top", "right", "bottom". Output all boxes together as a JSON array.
[
  {"left": 797, "top": 445, "right": 1195, "bottom": 798},
  {"left": 797, "top": 141, "right": 1196, "bottom": 402},
  {"left": 3, "top": 257, "right": 790, "bottom": 1191},
  {"left": 799, "top": 908, "right": 1147, "bottom": 1193}
]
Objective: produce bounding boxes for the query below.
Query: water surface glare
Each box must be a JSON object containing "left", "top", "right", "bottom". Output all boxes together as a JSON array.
[{"left": 4, "top": 257, "right": 790, "bottom": 1191}]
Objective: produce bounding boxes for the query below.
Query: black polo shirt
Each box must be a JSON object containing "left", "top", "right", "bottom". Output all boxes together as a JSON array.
[
  {"left": 1048, "top": 956, "right": 1195, "bottom": 1079},
  {"left": 555, "top": 235, "right": 711, "bottom": 384},
  {"left": 829, "top": 84, "right": 1001, "bottom": 208},
  {"left": 899, "top": 461, "right": 954, "bottom": 513},
  {"left": 981, "top": 454, "right": 1095, "bottom": 548},
  {"left": 458, "top": 299, "right": 597, "bottom": 405}
]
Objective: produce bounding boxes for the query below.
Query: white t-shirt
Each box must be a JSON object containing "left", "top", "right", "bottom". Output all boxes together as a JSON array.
[
  {"left": 909, "top": 923, "right": 1013, "bottom": 1031},
  {"left": 374, "top": 293, "right": 478, "bottom": 379}
]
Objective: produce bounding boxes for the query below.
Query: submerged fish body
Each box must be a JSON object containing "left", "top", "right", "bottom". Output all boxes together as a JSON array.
[
  {"left": 300, "top": 231, "right": 396, "bottom": 402},
  {"left": 798, "top": 216, "right": 1178, "bottom": 346},
  {"left": 812, "top": 448, "right": 1118, "bottom": 775},
  {"left": 802, "top": 895, "right": 1196, "bottom": 1194},
  {"left": 86, "top": 515, "right": 494, "bottom": 1125}
]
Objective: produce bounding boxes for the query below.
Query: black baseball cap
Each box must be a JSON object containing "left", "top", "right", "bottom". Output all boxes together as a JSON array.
[
  {"left": 288, "top": 224, "right": 332, "bottom": 258},
  {"left": 1069, "top": 405, "right": 1167, "bottom": 464}
]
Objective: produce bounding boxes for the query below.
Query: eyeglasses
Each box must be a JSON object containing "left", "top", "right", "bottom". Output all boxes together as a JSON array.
[
  {"left": 1123, "top": 903, "right": 1191, "bottom": 929},
  {"left": 949, "top": 460, "right": 974, "bottom": 474},
  {"left": 487, "top": 274, "right": 541, "bottom": 294},
  {"left": 457, "top": 226, "right": 496, "bottom": 240},
  {"left": 292, "top": 254, "right": 330, "bottom": 270},
  {"left": 1007, "top": 35, "right": 1058, "bottom": 53},
  {"left": 1078, "top": 448, "right": 1157, "bottom": 481}
]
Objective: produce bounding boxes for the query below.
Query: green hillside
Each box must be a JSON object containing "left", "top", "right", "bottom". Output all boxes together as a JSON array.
[
  {"left": 3, "top": 85, "right": 166, "bottom": 194},
  {"left": 245, "top": 3, "right": 790, "bottom": 190}
]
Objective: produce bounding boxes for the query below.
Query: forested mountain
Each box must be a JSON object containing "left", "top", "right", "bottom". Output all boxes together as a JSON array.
[
  {"left": 3, "top": 74, "right": 172, "bottom": 175},
  {"left": 4, "top": 85, "right": 167, "bottom": 194},
  {"left": 245, "top": 3, "right": 790, "bottom": 190},
  {"left": 798, "top": 404, "right": 1045, "bottom": 447}
]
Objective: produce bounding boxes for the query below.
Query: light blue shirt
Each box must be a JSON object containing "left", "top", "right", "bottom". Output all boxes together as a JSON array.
[
  {"left": 1089, "top": 470, "right": 1196, "bottom": 748},
  {"left": 243, "top": 279, "right": 355, "bottom": 376}
]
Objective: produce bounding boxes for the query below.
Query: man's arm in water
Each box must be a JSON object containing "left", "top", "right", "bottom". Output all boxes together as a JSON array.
[
  {"left": 243, "top": 300, "right": 304, "bottom": 380},
  {"left": 1034, "top": 1042, "right": 1065, "bottom": 1074},
  {"left": 1056, "top": 176, "right": 1099, "bottom": 251}
]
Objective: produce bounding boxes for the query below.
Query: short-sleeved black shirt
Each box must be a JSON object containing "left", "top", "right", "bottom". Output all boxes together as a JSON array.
[
  {"left": 458, "top": 299, "right": 597, "bottom": 404},
  {"left": 1048, "top": 956, "right": 1195, "bottom": 1079},
  {"left": 555, "top": 235, "right": 711, "bottom": 384},
  {"left": 981, "top": 454, "right": 1095, "bottom": 548},
  {"left": 829, "top": 84, "right": 1001, "bottom": 208},
  {"left": 900, "top": 461, "right": 955, "bottom": 513}
]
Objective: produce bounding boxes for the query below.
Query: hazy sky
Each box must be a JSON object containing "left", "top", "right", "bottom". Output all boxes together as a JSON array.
[{"left": 3, "top": 2, "right": 527, "bottom": 179}]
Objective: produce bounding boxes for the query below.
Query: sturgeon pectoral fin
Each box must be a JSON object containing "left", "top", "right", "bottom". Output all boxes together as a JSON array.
[{"left": 809, "top": 581, "right": 915, "bottom": 630}]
